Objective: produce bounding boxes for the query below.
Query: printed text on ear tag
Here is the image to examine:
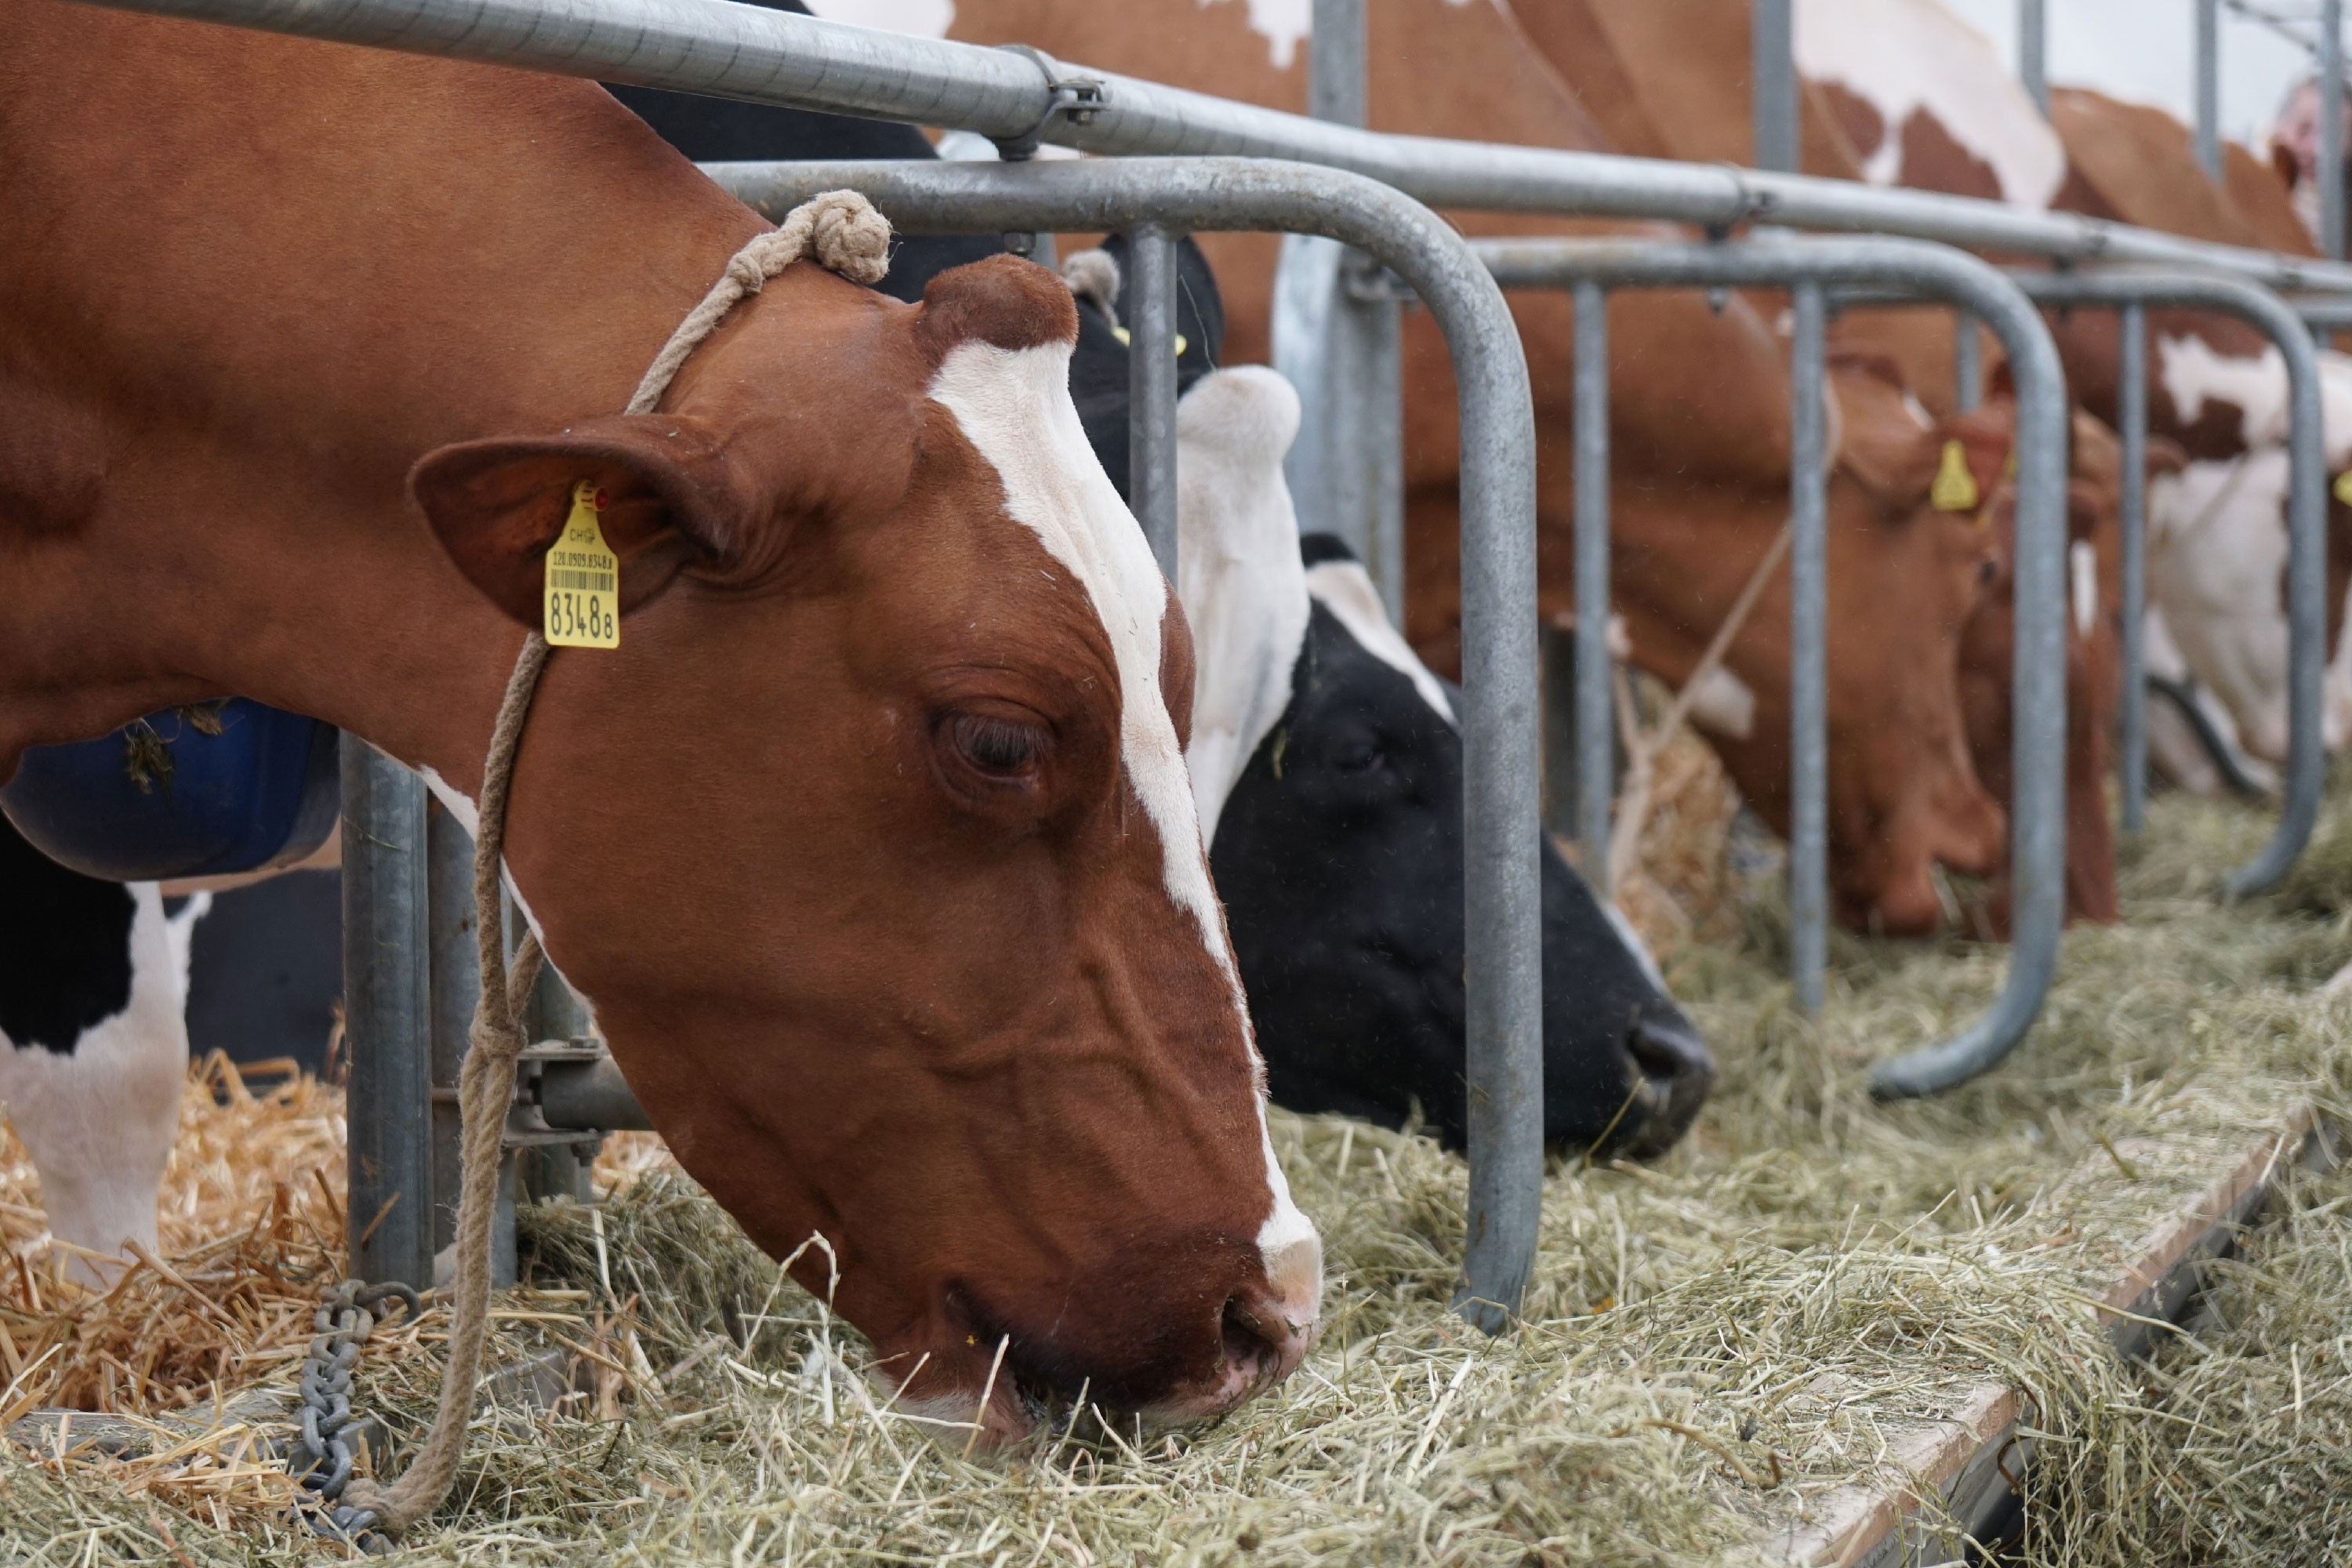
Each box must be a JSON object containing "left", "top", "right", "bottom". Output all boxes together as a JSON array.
[
  {"left": 544, "top": 480, "right": 620, "bottom": 650},
  {"left": 2334, "top": 470, "right": 2352, "bottom": 508},
  {"left": 1930, "top": 438, "right": 1981, "bottom": 513}
]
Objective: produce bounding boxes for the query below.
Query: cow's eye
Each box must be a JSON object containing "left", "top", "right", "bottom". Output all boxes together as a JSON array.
[
  {"left": 947, "top": 712, "right": 1047, "bottom": 779},
  {"left": 1330, "top": 735, "right": 1385, "bottom": 774}
]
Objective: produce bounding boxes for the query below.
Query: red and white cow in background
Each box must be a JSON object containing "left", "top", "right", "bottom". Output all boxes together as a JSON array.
[{"left": 1796, "top": 0, "right": 2352, "bottom": 788}]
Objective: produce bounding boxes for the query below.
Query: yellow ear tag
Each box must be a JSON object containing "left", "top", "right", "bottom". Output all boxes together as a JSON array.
[
  {"left": 543, "top": 480, "right": 620, "bottom": 650},
  {"left": 1930, "top": 438, "right": 1981, "bottom": 513},
  {"left": 1109, "top": 325, "right": 1189, "bottom": 356},
  {"left": 2333, "top": 470, "right": 2352, "bottom": 508}
]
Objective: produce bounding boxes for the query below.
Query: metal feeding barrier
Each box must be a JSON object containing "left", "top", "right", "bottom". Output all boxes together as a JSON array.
[
  {"left": 1467, "top": 234, "right": 2071, "bottom": 1097},
  {"left": 72, "top": 0, "right": 2351, "bottom": 1319}
]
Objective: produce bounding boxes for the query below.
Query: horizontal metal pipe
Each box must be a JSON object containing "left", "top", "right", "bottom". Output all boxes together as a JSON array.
[
  {"left": 2014, "top": 270, "right": 2328, "bottom": 899},
  {"left": 1472, "top": 235, "right": 2069, "bottom": 1098},
  {"left": 538, "top": 1055, "right": 654, "bottom": 1131},
  {"left": 64, "top": 0, "right": 2352, "bottom": 293}
]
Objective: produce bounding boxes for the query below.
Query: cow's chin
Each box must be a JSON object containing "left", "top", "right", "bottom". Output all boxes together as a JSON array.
[{"left": 865, "top": 1309, "right": 1316, "bottom": 1457}]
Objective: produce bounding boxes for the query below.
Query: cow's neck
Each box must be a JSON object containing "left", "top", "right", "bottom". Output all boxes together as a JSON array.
[{"left": 0, "top": 6, "right": 764, "bottom": 799}]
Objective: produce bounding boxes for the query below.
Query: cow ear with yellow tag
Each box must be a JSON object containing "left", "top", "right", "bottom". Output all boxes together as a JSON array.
[
  {"left": 544, "top": 481, "right": 621, "bottom": 649},
  {"left": 410, "top": 412, "right": 750, "bottom": 634},
  {"left": 1930, "top": 437, "right": 1981, "bottom": 513},
  {"left": 2333, "top": 469, "right": 2352, "bottom": 509}
]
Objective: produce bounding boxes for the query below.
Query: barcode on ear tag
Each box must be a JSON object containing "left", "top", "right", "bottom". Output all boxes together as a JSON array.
[{"left": 544, "top": 480, "right": 620, "bottom": 649}]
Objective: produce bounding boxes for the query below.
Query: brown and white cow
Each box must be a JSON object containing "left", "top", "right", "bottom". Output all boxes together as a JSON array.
[
  {"left": 0, "top": 2, "right": 1318, "bottom": 1443},
  {"left": 1793, "top": 0, "right": 2352, "bottom": 782},
  {"left": 813, "top": 0, "right": 2013, "bottom": 935}
]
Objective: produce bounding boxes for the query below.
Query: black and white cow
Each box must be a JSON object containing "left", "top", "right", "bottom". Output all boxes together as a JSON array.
[
  {"left": 1174, "top": 366, "right": 1715, "bottom": 1157},
  {"left": 0, "top": 818, "right": 199, "bottom": 1281}
]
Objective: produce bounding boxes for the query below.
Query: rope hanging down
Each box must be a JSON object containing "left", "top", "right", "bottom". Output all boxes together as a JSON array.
[{"left": 332, "top": 191, "right": 893, "bottom": 1538}]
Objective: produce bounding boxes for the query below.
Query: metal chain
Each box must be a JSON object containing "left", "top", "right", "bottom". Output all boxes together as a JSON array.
[{"left": 287, "top": 1278, "right": 422, "bottom": 1555}]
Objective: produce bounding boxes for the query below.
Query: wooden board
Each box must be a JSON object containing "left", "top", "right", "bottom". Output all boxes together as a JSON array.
[{"left": 1766, "top": 1110, "right": 2335, "bottom": 1568}]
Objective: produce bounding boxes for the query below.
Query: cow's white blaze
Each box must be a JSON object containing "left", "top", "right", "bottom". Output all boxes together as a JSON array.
[
  {"left": 2158, "top": 336, "right": 2288, "bottom": 445},
  {"left": 1176, "top": 368, "right": 1311, "bottom": 843},
  {"left": 2071, "top": 539, "right": 2100, "bottom": 637},
  {"left": 928, "top": 339, "right": 1317, "bottom": 1287},
  {"left": 0, "top": 885, "right": 192, "bottom": 1285},
  {"left": 1304, "top": 561, "right": 1457, "bottom": 726},
  {"left": 1795, "top": 0, "right": 2065, "bottom": 208}
]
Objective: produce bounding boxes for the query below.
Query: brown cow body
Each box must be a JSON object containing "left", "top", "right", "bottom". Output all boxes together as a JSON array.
[
  {"left": 842, "top": 0, "right": 2009, "bottom": 935},
  {"left": 0, "top": 4, "right": 1317, "bottom": 1443}
]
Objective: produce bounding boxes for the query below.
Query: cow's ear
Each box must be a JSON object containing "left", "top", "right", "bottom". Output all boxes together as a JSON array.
[
  {"left": 2274, "top": 141, "right": 2302, "bottom": 191},
  {"left": 411, "top": 413, "right": 752, "bottom": 629}
]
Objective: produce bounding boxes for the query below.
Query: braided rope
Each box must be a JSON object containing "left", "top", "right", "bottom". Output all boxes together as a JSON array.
[{"left": 339, "top": 191, "right": 890, "bottom": 1534}]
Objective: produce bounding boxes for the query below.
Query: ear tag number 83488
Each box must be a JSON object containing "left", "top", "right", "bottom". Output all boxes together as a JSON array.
[{"left": 544, "top": 480, "right": 620, "bottom": 650}]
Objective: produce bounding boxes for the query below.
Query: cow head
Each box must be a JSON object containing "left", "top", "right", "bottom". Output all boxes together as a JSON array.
[
  {"left": 1597, "top": 359, "right": 2009, "bottom": 936},
  {"left": 1176, "top": 368, "right": 1713, "bottom": 1159},
  {"left": 410, "top": 254, "right": 1318, "bottom": 1444}
]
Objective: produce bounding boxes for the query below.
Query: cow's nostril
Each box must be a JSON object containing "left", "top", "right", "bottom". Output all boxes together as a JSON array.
[
  {"left": 1627, "top": 1008, "right": 1714, "bottom": 1094},
  {"left": 1614, "top": 1005, "right": 1717, "bottom": 1159},
  {"left": 1222, "top": 1294, "right": 1279, "bottom": 1376}
]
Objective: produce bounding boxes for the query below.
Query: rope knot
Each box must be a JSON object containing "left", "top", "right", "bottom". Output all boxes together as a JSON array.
[{"left": 792, "top": 189, "right": 893, "bottom": 285}]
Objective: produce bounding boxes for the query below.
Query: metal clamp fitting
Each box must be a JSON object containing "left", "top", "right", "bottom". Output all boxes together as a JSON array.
[{"left": 991, "top": 44, "right": 1105, "bottom": 161}]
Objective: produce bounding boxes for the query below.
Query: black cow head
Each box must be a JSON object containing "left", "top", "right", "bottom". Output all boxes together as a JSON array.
[{"left": 1172, "top": 367, "right": 1713, "bottom": 1156}]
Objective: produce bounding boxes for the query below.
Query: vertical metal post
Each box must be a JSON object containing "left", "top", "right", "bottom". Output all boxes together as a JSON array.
[
  {"left": 1127, "top": 223, "right": 1180, "bottom": 581},
  {"left": 1300, "top": 0, "right": 1405, "bottom": 620},
  {"left": 2325, "top": 0, "right": 2346, "bottom": 261},
  {"left": 1358, "top": 266, "right": 1406, "bottom": 626},
  {"left": 2194, "top": 0, "right": 2221, "bottom": 179},
  {"left": 1789, "top": 283, "right": 1829, "bottom": 1014},
  {"left": 1308, "top": 0, "right": 1366, "bottom": 125},
  {"left": 1955, "top": 310, "right": 1983, "bottom": 412},
  {"left": 2018, "top": 0, "right": 2048, "bottom": 115},
  {"left": 1573, "top": 281, "right": 1614, "bottom": 877},
  {"left": 342, "top": 741, "right": 433, "bottom": 1290},
  {"left": 519, "top": 969, "right": 597, "bottom": 1204},
  {"left": 1751, "top": 0, "right": 1796, "bottom": 172},
  {"left": 2118, "top": 303, "right": 2150, "bottom": 833},
  {"left": 425, "top": 797, "right": 477, "bottom": 1261}
]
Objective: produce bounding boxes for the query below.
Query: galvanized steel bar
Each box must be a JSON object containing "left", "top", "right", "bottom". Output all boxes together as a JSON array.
[
  {"left": 1127, "top": 223, "right": 1180, "bottom": 579},
  {"left": 2328, "top": 0, "right": 2347, "bottom": 260},
  {"left": 341, "top": 741, "right": 434, "bottom": 1290},
  {"left": 2018, "top": 270, "right": 2328, "bottom": 898},
  {"left": 1788, "top": 282, "right": 1829, "bottom": 1014},
  {"left": 2118, "top": 303, "right": 2151, "bottom": 834},
  {"left": 2195, "top": 0, "right": 2222, "bottom": 179},
  {"left": 64, "top": 0, "right": 2352, "bottom": 294},
  {"left": 2019, "top": 0, "right": 2048, "bottom": 115},
  {"left": 1955, "top": 310, "right": 1984, "bottom": 412},
  {"left": 1308, "top": 0, "right": 1365, "bottom": 127},
  {"left": 424, "top": 796, "right": 476, "bottom": 1258},
  {"left": 1474, "top": 234, "right": 2069, "bottom": 1096},
  {"left": 1573, "top": 281, "right": 1613, "bottom": 877},
  {"left": 713, "top": 156, "right": 1541, "bottom": 1328},
  {"left": 1751, "top": 0, "right": 1796, "bottom": 173}
]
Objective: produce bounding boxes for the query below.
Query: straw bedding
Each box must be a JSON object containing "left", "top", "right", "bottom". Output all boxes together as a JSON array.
[{"left": 5, "top": 777, "right": 2352, "bottom": 1563}]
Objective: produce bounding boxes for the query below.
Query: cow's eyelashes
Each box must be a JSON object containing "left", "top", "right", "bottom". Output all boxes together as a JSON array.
[
  {"left": 946, "top": 712, "right": 1049, "bottom": 779},
  {"left": 1328, "top": 735, "right": 1386, "bottom": 774}
]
